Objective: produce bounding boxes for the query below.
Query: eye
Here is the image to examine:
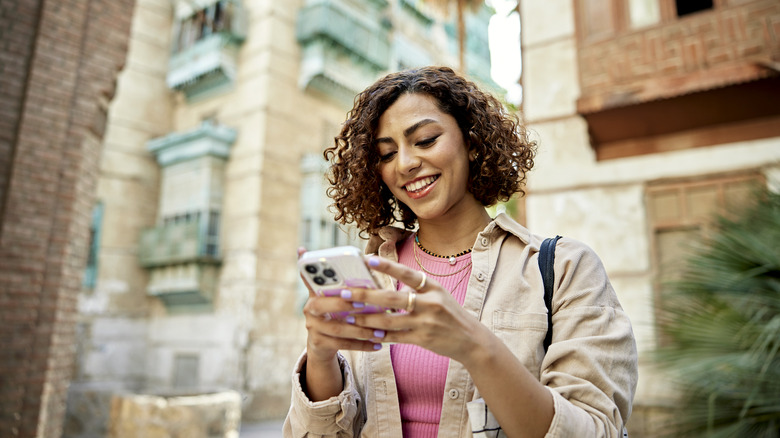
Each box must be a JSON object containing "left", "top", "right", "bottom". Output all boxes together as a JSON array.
[
  {"left": 379, "top": 151, "right": 396, "bottom": 162},
  {"left": 416, "top": 135, "right": 439, "bottom": 147}
]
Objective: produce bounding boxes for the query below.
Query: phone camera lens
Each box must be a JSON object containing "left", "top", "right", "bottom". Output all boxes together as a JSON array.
[
  {"left": 305, "top": 265, "right": 318, "bottom": 274},
  {"left": 322, "top": 268, "right": 336, "bottom": 278},
  {"left": 313, "top": 276, "right": 325, "bottom": 285}
]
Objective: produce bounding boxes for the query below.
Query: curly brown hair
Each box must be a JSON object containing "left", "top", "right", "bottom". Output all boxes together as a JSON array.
[{"left": 324, "top": 66, "right": 535, "bottom": 235}]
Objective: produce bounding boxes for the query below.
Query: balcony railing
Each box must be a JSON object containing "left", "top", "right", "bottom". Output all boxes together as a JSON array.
[
  {"left": 139, "top": 212, "right": 220, "bottom": 268},
  {"left": 167, "top": 0, "right": 246, "bottom": 99}
]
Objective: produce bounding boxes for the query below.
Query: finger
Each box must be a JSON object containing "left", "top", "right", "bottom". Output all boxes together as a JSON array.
[
  {"left": 310, "top": 334, "right": 384, "bottom": 353},
  {"left": 343, "top": 286, "right": 410, "bottom": 313},
  {"left": 309, "top": 316, "right": 388, "bottom": 344},
  {"left": 366, "top": 256, "right": 437, "bottom": 292}
]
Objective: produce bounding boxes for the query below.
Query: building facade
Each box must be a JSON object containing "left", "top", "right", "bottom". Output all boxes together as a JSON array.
[
  {"left": 519, "top": 0, "right": 780, "bottom": 436},
  {"left": 64, "top": 0, "right": 497, "bottom": 435}
]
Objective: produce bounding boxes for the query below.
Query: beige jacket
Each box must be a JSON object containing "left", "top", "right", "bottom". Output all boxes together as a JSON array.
[{"left": 284, "top": 213, "right": 637, "bottom": 437}]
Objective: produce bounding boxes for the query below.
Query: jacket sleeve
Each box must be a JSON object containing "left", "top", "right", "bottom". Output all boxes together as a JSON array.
[
  {"left": 539, "top": 238, "right": 638, "bottom": 438},
  {"left": 283, "top": 351, "right": 363, "bottom": 438}
]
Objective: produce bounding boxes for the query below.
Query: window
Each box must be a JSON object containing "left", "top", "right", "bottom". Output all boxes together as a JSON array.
[
  {"left": 647, "top": 173, "right": 764, "bottom": 344},
  {"left": 675, "top": 0, "right": 713, "bottom": 17},
  {"left": 173, "top": 354, "right": 200, "bottom": 389},
  {"left": 83, "top": 202, "right": 103, "bottom": 289},
  {"left": 172, "top": 0, "right": 236, "bottom": 54},
  {"left": 578, "top": 0, "right": 718, "bottom": 40}
]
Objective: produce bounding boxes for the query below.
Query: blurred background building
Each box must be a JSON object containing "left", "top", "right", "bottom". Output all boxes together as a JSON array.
[
  {"left": 1, "top": 0, "right": 779, "bottom": 437},
  {"left": 58, "top": 0, "right": 497, "bottom": 436},
  {"left": 519, "top": 0, "right": 780, "bottom": 436}
]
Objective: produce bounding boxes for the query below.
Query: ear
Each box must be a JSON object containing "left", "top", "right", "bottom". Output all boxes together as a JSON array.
[{"left": 468, "top": 149, "right": 478, "bottom": 162}]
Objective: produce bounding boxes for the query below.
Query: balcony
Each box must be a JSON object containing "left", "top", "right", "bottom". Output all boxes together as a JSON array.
[
  {"left": 139, "top": 214, "right": 220, "bottom": 312},
  {"left": 575, "top": 0, "right": 780, "bottom": 159},
  {"left": 139, "top": 215, "right": 219, "bottom": 268},
  {"left": 296, "top": 0, "right": 390, "bottom": 104},
  {"left": 167, "top": 0, "right": 247, "bottom": 100}
]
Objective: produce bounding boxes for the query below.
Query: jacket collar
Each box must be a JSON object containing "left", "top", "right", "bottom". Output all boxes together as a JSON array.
[{"left": 366, "top": 212, "right": 531, "bottom": 256}]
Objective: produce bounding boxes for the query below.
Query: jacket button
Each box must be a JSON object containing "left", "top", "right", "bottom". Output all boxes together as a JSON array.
[
  {"left": 448, "top": 389, "right": 459, "bottom": 399},
  {"left": 476, "top": 272, "right": 485, "bottom": 281},
  {"left": 480, "top": 237, "right": 488, "bottom": 246}
]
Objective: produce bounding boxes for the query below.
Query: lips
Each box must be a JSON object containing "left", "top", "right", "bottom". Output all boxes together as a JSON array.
[{"left": 404, "top": 175, "right": 439, "bottom": 193}]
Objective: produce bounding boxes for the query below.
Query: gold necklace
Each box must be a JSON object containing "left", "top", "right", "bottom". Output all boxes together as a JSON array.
[
  {"left": 450, "top": 267, "right": 471, "bottom": 292},
  {"left": 413, "top": 240, "right": 472, "bottom": 277},
  {"left": 415, "top": 233, "right": 472, "bottom": 265}
]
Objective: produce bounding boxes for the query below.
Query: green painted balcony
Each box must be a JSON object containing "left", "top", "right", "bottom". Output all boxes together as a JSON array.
[
  {"left": 296, "top": 0, "right": 390, "bottom": 104},
  {"left": 138, "top": 214, "right": 220, "bottom": 268},
  {"left": 167, "top": 0, "right": 247, "bottom": 100}
]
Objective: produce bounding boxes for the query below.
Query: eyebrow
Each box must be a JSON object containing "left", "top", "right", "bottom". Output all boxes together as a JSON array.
[{"left": 375, "top": 118, "right": 438, "bottom": 145}]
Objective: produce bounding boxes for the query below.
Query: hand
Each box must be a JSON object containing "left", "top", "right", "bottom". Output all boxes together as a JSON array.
[
  {"left": 298, "top": 248, "right": 387, "bottom": 364},
  {"left": 343, "top": 255, "right": 486, "bottom": 364}
]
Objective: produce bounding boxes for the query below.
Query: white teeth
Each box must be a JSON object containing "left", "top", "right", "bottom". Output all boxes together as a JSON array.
[{"left": 405, "top": 176, "right": 438, "bottom": 193}]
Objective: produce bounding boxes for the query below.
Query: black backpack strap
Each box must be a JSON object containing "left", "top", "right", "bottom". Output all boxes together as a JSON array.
[{"left": 539, "top": 235, "right": 562, "bottom": 353}]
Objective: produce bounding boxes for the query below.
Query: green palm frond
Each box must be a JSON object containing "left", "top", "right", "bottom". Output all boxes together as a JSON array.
[{"left": 655, "top": 190, "right": 780, "bottom": 437}]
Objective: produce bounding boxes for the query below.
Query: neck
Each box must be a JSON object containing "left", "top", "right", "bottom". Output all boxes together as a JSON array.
[{"left": 416, "top": 205, "right": 492, "bottom": 257}]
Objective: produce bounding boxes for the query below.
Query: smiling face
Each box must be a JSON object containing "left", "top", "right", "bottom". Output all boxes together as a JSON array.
[{"left": 375, "top": 92, "right": 480, "bottom": 222}]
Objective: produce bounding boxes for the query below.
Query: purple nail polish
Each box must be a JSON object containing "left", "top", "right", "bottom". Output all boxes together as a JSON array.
[
  {"left": 368, "top": 257, "right": 380, "bottom": 267},
  {"left": 373, "top": 330, "right": 385, "bottom": 338},
  {"left": 352, "top": 302, "right": 365, "bottom": 308},
  {"left": 340, "top": 289, "right": 352, "bottom": 299},
  {"left": 373, "top": 343, "right": 382, "bottom": 350},
  {"left": 346, "top": 316, "right": 355, "bottom": 324}
]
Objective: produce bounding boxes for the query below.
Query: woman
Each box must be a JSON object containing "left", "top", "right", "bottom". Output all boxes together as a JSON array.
[{"left": 284, "top": 66, "right": 637, "bottom": 437}]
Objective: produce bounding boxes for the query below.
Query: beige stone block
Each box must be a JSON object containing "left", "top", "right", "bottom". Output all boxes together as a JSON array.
[
  {"left": 112, "top": 68, "right": 175, "bottom": 132},
  {"left": 215, "top": 278, "right": 256, "bottom": 319},
  {"left": 126, "top": 37, "right": 171, "bottom": 77},
  {"left": 520, "top": 0, "right": 575, "bottom": 48},
  {"left": 262, "top": 110, "right": 324, "bottom": 157},
  {"left": 98, "top": 193, "right": 157, "bottom": 249},
  {"left": 255, "top": 254, "right": 298, "bottom": 291},
  {"left": 99, "top": 148, "right": 159, "bottom": 183},
  {"left": 523, "top": 38, "right": 579, "bottom": 122},
  {"left": 103, "top": 121, "right": 165, "bottom": 155},
  {"left": 108, "top": 391, "right": 241, "bottom": 438},
  {"left": 225, "top": 151, "right": 263, "bottom": 182},
  {"left": 525, "top": 116, "right": 594, "bottom": 190},
  {"left": 526, "top": 184, "right": 650, "bottom": 273},
  {"left": 93, "top": 251, "right": 152, "bottom": 315},
  {"left": 148, "top": 314, "right": 236, "bottom": 344},
  {"left": 223, "top": 173, "right": 262, "bottom": 216},
  {"left": 131, "top": 2, "right": 173, "bottom": 49},
  {"left": 223, "top": 113, "right": 267, "bottom": 161},
  {"left": 608, "top": 276, "right": 656, "bottom": 354},
  {"left": 82, "top": 325, "right": 147, "bottom": 380},
  {"left": 217, "top": 249, "right": 258, "bottom": 283},
  {"left": 221, "top": 214, "right": 260, "bottom": 251},
  {"left": 256, "top": 214, "right": 299, "bottom": 253},
  {"left": 237, "top": 47, "right": 272, "bottom": 80},
  {"left": 220, "top": 73, "right": 269, "bottom": 118}
]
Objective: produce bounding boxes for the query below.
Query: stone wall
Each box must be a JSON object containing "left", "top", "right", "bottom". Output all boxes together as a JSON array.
[{"left": 0, "top": 0, "right": 136, "bottom": 437}]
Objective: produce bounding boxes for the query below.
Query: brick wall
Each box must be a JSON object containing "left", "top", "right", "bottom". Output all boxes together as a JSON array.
[
  {"left": 0, "top": 1, "right": 135, "bottom": 437},
  {"left": 577, "top": 0, "right": 780, "bottom": 112}
]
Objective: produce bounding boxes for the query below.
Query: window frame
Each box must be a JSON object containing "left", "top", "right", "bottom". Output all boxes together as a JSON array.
[{"left": 646, "top": 172, "right": 765, "bottom": 346}]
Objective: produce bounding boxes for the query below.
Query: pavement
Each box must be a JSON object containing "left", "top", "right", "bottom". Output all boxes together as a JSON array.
[{"left": 239, "top": 420, "right": 285, "bottom": 437}]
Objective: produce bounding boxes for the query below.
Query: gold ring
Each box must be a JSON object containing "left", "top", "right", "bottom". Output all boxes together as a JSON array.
[
  {"left": 415, "top": 272, "right": 427, "bottom": 291},
  {"left": 406, "top": 291, "right": 417, "bottom": 313}
]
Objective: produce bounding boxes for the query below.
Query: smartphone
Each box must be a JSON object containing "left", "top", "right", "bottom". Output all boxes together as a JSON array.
[{"left": 298, "top": 246, "right": 379, "bottom": 297}]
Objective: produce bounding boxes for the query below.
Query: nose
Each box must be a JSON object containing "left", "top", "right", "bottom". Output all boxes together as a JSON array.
[{"left": 396, "top": 145, "right": 421, "bottom": 175}]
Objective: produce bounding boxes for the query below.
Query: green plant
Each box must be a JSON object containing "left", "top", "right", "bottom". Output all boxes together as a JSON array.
[{"left": 656, "top": 189, "right": 780, "bottom": 437}]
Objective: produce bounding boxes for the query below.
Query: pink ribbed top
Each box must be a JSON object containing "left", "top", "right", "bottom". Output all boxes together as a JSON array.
[{"left": 391, "top": 235, "right": 472, "bottom": 438}]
